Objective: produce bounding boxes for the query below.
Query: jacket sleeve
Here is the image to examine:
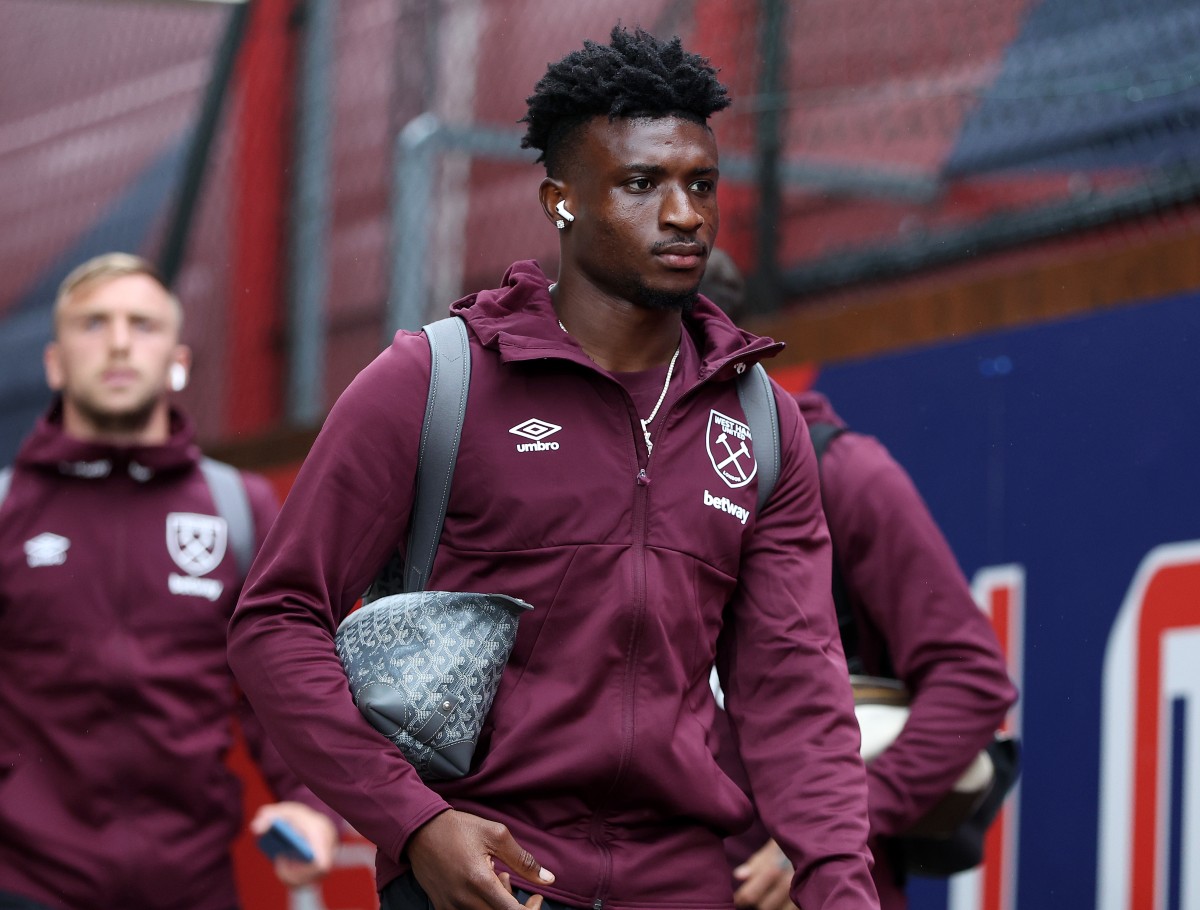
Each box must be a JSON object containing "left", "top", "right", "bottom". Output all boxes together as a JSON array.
[
  {"left": 716, "top": 388, "right": 879, "bottom": 910},
  {"left": 230, "top": 472, "right": 336, "bottom": 818},
  {"left": 821, "top": 432, "right": 1018, "bottom": 837},
  {"left": 227, "top": 332, "right": 451, "bottom": 863}
]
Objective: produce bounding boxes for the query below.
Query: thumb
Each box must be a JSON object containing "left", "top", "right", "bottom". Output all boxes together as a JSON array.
[{"left": 492, "top": 828, "right": 555, "bottom": 887}]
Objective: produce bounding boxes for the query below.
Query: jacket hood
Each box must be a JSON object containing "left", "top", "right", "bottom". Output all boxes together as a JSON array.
[
  {"left": 449, "top": 259, "right": 784, "bottom": 379},
  {"left": 796, "top": 389, "right": 845, "bottom": 427},
  {"left": 15, "top": 398, "right": 202, "bottom": 481}
]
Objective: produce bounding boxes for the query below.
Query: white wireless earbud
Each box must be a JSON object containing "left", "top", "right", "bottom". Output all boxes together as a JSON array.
[
  {"left": 554, "top": 200, "right": 575, "bottom": 223},
  {"left": 169, "top": 363, "right": 188, "bottom": 393}
]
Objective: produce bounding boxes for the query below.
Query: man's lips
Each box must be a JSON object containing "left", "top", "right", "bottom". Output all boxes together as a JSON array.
[{"left": 654, "top": 244, "right": 707, "bottom": 269}]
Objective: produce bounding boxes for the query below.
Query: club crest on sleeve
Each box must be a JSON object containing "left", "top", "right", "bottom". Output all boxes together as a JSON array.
[
  {"left": 166, "top": 512, "right": 228, "bottom": 577},
  {"left": 707, "top": 410, "right": 757, "bottom": 489}
]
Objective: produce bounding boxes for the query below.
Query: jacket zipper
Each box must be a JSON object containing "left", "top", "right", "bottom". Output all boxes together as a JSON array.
[{"left": 584, "top": 359, "right": 744, "bottom": 908}]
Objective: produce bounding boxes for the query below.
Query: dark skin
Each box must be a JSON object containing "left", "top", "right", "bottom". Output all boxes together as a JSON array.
[
  {"left": 540, "top": 115, "right": 720, "bottom": 371},
  {"left": 405, "top": 113, "right": 721, "bottom": 910}
]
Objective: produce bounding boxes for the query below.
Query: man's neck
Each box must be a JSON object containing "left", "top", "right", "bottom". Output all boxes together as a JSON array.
[{"left": 552, "top": 282, "right": 683, "bottom": 373}]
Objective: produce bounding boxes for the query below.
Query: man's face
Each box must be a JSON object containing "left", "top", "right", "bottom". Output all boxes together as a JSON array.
[
  {"left": 564, "top": 115, "right": 720, "bottom": 310},
  {"left": 44, "top": 273, "right": 186, "bottom": 438}
]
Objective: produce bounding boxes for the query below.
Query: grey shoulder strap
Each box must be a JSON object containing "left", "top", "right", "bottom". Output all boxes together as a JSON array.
[
  {"left": 0, "top": 466, "right": 11, "bottom": 508},
  {"left": 737, "top": 363, "right": 781, "bottom": 512},
  {"left": 199, "top": 457, "right": 255, "bottom": 580},
  {"left": 403, "top": 316, "right": 471, "bottom": 593}
]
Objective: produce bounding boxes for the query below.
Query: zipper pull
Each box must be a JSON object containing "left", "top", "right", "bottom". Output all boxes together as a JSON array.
[
  {"left": 594, "top": 901, "right": 604, "bottom": 910},
  {"left": 636, "top": 469, "right": 650, "bottom": 487}
]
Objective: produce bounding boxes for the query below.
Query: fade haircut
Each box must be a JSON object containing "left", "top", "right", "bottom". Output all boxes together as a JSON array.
[
  {"left": 55, "top": 252, "right": 182, "bottom": 332},
  {"left": 521, "top": 25, "right": 731, "bottom": 177}
]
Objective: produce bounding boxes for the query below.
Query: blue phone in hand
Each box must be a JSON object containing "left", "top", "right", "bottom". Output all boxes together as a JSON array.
[{"left": 256, "top": 818, "right": 315, "bottom": 864}]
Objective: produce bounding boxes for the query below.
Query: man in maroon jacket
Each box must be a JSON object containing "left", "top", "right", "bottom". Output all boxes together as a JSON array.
[
  {"left": 229, "top": 26, "right": 879, "bottom": 910},
  {"left": 0, "top": 254, "right": 338, "bottom": 910},
  {"left": 701, "top": 253, "right": 1017, "bottom": 910}
]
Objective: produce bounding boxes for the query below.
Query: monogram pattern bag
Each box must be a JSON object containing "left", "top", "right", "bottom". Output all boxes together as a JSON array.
[{"left": 336, "top": 590, "right": 531, "bottom": 780}]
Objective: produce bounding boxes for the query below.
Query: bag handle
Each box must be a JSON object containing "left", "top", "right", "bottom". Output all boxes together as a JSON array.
[{"left": 403, "top": 316, "right": 471, "bottom": 593}]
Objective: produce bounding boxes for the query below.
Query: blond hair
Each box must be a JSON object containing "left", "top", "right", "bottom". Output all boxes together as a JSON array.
[{"left": 55, "top": 253, "right": 182, "bottom": 331}]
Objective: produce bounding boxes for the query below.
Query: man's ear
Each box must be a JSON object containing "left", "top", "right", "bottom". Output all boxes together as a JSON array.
[
  {"left": 539, "top": 178, "right": 569, "bottom": 226},
  {"left": 44, "top": 342, "right": 64, "bottom": 392}
]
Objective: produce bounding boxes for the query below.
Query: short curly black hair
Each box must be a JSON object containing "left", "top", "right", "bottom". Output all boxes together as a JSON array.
[{"left": 521, "top": 25, "right": 731, "bottom": 176}]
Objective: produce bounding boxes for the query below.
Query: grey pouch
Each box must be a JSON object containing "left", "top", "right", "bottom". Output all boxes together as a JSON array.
[{"left": 335, "top": 590, "right": 531, "bottom": 780}]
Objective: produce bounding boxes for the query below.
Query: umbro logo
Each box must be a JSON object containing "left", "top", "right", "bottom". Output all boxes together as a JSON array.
[{"left": 509, "top": 418, "right": 562, "bottom": 452}]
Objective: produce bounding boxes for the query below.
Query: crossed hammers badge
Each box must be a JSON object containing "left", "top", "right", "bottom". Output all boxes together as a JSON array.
[{"left": 706, "top": 409, "right": 758, "bottom": 489}]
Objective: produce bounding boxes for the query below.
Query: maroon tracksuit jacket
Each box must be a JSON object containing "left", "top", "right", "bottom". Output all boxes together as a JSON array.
[{"left": 229, "top": 261, "right": 879, "bottom": 910}]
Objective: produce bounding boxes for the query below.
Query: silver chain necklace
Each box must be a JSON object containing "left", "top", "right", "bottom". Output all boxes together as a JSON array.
[{"left": 557, "top": 314, "right": 680, "bottom": 456}]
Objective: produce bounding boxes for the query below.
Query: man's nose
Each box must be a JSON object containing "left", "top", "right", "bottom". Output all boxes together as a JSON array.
[
  {"left": 108, "top": 317, "right": 132, "bottom": 351},
  {"left": 661, "top": 185, "right": 704, "bottom": 232}
]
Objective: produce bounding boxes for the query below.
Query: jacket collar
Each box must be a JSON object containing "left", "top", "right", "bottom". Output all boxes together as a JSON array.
[
  {"left": 15, "top": 398, "right": 203, "bottom": 483},
  {"left": 448, "top": 260, "right": 784, "bottom": 382}
]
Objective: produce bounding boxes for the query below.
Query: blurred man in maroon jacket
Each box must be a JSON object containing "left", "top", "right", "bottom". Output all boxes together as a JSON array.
[
  {"left": 702, "top": 250, "right": 1017, "bottom": 910},
  {"left": 0, "top": 253, "right": 337, "bottom": 910}
]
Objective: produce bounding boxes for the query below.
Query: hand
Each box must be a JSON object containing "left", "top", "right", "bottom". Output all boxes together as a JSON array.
[
  {"left": 732, "top": 839, "right": 797, "bottom": 910},
  {"left": 251, "top": 801, "right": 339, "bottom": 887},
  {"left": 407, "top": 809, "right": 555, "bottom": 910}
]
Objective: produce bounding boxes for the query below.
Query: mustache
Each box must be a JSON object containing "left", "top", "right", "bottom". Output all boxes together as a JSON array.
[{"left": 650, "top": 238, "right": 708, "bottom": 256}]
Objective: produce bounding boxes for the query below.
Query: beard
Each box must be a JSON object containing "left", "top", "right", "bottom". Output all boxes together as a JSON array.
[
  {"left": 71, "top": 392, "right": 160, "bottom": 437},
  {"left": 630, "top": 281, "right": 699, "bottom": 314}
]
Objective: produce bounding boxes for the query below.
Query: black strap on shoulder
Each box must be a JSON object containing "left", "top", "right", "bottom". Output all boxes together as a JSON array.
[
  {"left": 736, "top": 363, "right": 781, "bottom": 512},
  {"left": 199, "top": 457, "right": 255, "bottom": 580},
  {"left": 807, "top": 421, "right": 846, "bottom": 463},
  {"left": 807, "top": 420, "right": 866, "bottom": 675},
  {"left": 403, "top": 316, "right": 471, "bottom": 593}
]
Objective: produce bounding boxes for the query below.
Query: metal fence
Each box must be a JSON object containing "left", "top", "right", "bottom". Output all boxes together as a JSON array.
[{"left": 2, "top": 0, "right": 1198, "bottom": 456}]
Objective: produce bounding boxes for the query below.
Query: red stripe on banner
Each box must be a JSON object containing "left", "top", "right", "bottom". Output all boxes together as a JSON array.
[
  {"left": 229, "top": 0, "right": 293, "bottom": 435},
  {"left": 983, "top": 585, "right": 1011, "bottom": 910},
  {"left": 1132, "top": 561, "right": 1200, "bottom": 909}
]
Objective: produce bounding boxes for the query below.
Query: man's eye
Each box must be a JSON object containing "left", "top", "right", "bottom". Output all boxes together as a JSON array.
[
  {"left": 628, "top": 177, "right": 653, "bottom": 192},
  {"left": 690, "top": 179, "right": 714, "bottom": 193}
]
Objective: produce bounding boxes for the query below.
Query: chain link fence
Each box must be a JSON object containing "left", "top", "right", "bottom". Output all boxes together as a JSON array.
[{"left": 2, "top": 0, "right": 1198, "bottom": 456}]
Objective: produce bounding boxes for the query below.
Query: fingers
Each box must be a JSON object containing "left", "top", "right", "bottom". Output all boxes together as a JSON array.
[
  {"left": 733, "top": 840, "right": 792, "bottom": 909},
  {"left": 254, "top": 800, "right": 339, "bottom": 887},
  {"left": 490, "top": 824, "right": 555, "bottom": 886},
  {"left": 408, "top": 810, "right": 551, "bottom": 910}
]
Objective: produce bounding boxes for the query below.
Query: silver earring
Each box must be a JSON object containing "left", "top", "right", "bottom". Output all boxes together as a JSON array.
[{"left": 555, "top": 219, "right": 566, "bottom": 230}]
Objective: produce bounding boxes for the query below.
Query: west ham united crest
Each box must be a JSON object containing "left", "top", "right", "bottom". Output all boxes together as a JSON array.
[
  {"left": 166, "top": 512, "right": 228, "bottom": 577},
  {"left": 706, "top": 409, "right": 757, "bottom": 489}
]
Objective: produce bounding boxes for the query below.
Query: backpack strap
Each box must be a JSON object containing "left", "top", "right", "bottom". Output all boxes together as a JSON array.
[
  {"left": 806, "top": 420, "right": 866, "bottom": 675},
  {"left": 403, "top": 316, "right": 471, "bottom": 593},
  {"left": 736, "top": 363, "right": 781, "bottom": 512},
  {"left": 199, "top": 457, "right": 255, "bottom": 580},
  {"left": 807, "top": 421, "right": 846, "bottom": 463},
  {"left": 0, "top": 466, "right": 11, "bottom": 509}
]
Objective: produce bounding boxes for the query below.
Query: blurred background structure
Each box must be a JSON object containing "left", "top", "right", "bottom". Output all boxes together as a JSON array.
[{"left": 2, "top": 1, "right": 1199, "bottom": 909}]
